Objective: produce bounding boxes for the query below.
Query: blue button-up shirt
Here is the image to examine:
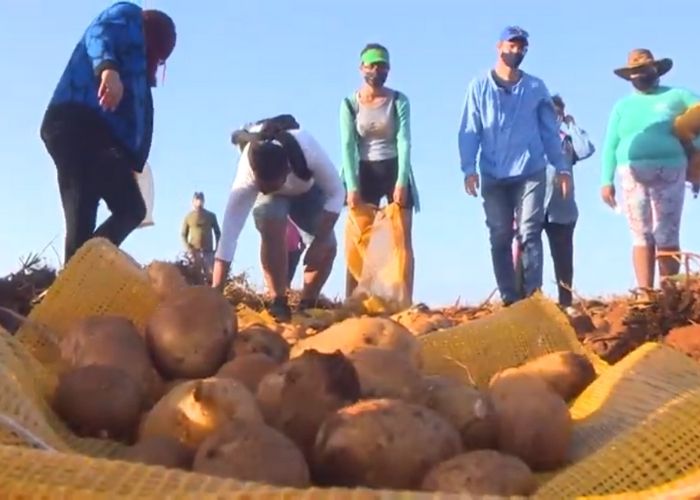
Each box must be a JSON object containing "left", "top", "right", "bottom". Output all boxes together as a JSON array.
[{"left": 458, "top": 71, "right": 568, "bottom": 180}]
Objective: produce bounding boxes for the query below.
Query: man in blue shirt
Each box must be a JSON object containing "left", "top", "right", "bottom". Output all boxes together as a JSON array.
[{"left": 458, "top": 26, "right": 571, "bottom": 306}]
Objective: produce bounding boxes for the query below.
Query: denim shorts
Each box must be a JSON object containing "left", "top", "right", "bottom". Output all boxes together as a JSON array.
[{"left": 252, "top": 184, "right": 335, "bottom": 246}]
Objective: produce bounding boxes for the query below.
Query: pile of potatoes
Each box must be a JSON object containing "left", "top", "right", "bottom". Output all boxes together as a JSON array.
[{"left": 49, "top": 261, "right": 598, "bottom": 495}]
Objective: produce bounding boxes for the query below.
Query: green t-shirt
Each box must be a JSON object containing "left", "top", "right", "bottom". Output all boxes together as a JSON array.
[
  {"left": 601, "top": 86, "right": 700, "bottom": 186},
  {"left": 181, "top": 209, "right": 220, "bottom": 253}
]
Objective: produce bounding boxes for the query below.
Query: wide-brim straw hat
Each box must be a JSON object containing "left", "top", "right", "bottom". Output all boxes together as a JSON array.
[{"left": 614, "top": 48, "right": 673, "bottom": 80}]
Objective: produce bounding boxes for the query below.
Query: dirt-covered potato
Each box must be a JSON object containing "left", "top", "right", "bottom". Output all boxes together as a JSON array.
[
  {"left": 313, "top": 398, "right": 462, "bottom": 490},
  {"left": 229, "top": 324, "right": 290, "bottom": 364},
  {"left": 60, "top": 315, "right": 164, "bottom": 408},
  {"left": 146, "top": 286, "right": 237, "bottom": 379},
  {"left": 423, "top": 375, "right": 497, "bottom": 450},
  {"left": 514, "top": 351, "right": 596, "bottom": 401},
  {"left": 146, "top": 261, "right": 188, "bottom": 300},
  {"left": 140, "top": 377, "right": 262, "bottom": 449},
  {"left": 193, "top": 420, "right": 310, "bottom": 487},
  {"left": 291, "top": 316, "right": 421, "bottom": 368},
  {"left": 489, "top": 370, "right": 572, "bottom": 471},
  {"left": 119, "top": 435, "right": 195, "bottom": 470},
  {"left": 349, "top": 347, "right": 425, "bottom": 403},
  {"left": 216, "top": 353, "right": 279, "bottom": 393},
  {"left": 53, "top": 365, "right": 143, "bottom": 441},
  {"left": 421, "top": 450, "right": 536, "bottom": 495},
  {"left": 256, "top": 350, "right": 361, "bottom": 456}
]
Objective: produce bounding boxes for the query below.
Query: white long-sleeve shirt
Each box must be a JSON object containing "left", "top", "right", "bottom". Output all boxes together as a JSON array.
[{"left": 216, "top": 129, "right": 344, "bottom": 263}]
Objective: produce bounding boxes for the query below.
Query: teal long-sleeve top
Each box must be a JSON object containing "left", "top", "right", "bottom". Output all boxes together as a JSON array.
[
  {"left": 339, "top": 90, "right": 420, "bottom": 211},
  {"left": 600, "top": 86, "right": 700, "bottom": 186}
]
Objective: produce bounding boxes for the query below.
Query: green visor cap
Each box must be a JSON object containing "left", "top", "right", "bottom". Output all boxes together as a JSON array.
[{"left": 361, "top": 48, "right": 390, "bottom": 65}]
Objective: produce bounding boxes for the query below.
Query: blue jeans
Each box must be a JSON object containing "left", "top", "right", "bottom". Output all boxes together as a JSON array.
[{"left": 482, "top": 169, "right": 546, "bottom": 305}]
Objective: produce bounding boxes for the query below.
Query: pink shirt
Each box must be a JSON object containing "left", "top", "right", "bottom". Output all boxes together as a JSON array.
[{"left": 286, "top": 221, "right": 302, "bottom": 252}]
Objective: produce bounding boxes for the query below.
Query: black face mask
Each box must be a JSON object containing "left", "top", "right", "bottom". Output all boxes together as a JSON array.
[
  {"left": 364, "top": 72, "right": 388, "bottom": 88},
  {"left": 632, "top": 75, "right": 659, "bottom": 92},
  {"left": 501, "top": 52, "right": 525, "bottom": 69}
]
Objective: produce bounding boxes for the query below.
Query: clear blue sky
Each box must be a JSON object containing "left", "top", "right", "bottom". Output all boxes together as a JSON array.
[{"left": 1, "top": 1, "right": 699, "bottom": 306}]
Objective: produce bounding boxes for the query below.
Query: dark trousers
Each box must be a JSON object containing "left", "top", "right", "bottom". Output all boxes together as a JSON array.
[
  {"left": 543, "top": 220, "right": 576, "bottom": 307},
  {"left": 41, "top": 105, "right": 146, "bottom": 263}
]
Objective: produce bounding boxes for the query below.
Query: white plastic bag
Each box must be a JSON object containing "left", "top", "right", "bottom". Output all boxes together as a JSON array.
[{"left": 136, "top": 161, "right": 155, "bottom": 228}]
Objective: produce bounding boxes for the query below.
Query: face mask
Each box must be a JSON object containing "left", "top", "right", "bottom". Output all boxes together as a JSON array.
[
  {"left": 364, "top": 71, "right": 388, "bottom": 88},
  {"left": 501, "top": 52, "right": 525, "bottom": 69},
  {"left": 631, "top": 74, "right": 659, "bottom": 92}
]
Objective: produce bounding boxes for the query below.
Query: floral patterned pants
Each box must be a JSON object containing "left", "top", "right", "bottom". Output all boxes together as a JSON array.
[{"left": 618, "top": 165, "right": 686, "bottom": 248}]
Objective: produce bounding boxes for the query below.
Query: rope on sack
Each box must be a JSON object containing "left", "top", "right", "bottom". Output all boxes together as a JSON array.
[{"left": 0, "top": 413, "right": 56, "bottom": 452}]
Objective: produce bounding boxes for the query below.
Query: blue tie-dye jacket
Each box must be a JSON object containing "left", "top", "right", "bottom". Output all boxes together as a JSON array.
[{"left": 48, "top": 1, "right": 153, "bottom": 171}]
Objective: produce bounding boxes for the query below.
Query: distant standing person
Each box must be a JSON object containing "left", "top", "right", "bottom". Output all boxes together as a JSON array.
[
  {"left": 518, "top": 95, "right": 595, "bottom": 309},
  {"left": 458, "top": 26, "right": 570, "bottom": 306},
  {"left": 601, "top": 49, "right": 699, "bottom": 290},
  {"left": 182, "top": 192, "right": 221, "bottom": 276},
  {"left": 340, "top": 43, "right": 420, "bottom": 302},
  {"left": 39, "top": 2, "right": 176, "bottom": 263}
]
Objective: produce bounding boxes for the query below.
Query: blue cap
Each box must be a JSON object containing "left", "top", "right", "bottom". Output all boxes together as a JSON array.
[{"left": 499, "top": 26, "right": 529, "bottom": 43}]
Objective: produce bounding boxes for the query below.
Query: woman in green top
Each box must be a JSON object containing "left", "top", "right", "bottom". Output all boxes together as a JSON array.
[
  {"left": 601, "top": 49, "right": 699, "bottom": 290},
  {"left": 340, "top": 43, "right": 420, "bottom": 302}
]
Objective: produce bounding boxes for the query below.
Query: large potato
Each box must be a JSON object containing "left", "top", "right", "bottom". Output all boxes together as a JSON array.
[
  {"left": 256, "top": 349, "right": 360, "bottom": 456},
  {"left": 229, "top": 324, "right": 290, "bottom": 364},
  {"left": 146, "top": 261, "right": 188, "bottom": 301},
  {"left": 119, "top": 435, "right": 194, "bottom": 470},
  {"left": 193, "top": 420, "right": 310, "bottom": 487},
  {"left": 291, "top": 316, "right": 421, "bottom": 368},
  {"left": 60, "top": 315, "right": 164, "bottom": 407},
  {"left": 422, "top": 450, "right": 536, "bottom": 495},
  {"left": 216, "top": 353, "right": 279, "bottom": 393},
  {"left": 489, "top": 370, "right": 572, "bottom": 471},
  {"left": 140, "top": 377, "right": 262, "bottom": 449},
  {"left": 146, "top": 286, "right": 237, "bottom": 379},
  {"left": 313, "top": 398, "right": 462, "bottom": 490},
  {"left": 53, "top": 365, "right": 143, "bottom": 441},
  {"left": 423, "top": 375, "right": 497, "bottom": 450},
  {"left": 349, "top": 347, "right": 425, "bottom": 403},
  {"left": 514, "top": 351, "right": 596, "bottom": 401}
]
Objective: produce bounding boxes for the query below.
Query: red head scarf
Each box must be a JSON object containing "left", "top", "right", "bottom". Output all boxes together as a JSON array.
[{"left": 142, "top": 9, "right": 176, "bottom": 86}]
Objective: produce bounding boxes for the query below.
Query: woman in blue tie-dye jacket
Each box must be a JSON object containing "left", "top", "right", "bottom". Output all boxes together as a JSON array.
[{"left": 40, "top": 2, "right": 176, "bottom": 263}]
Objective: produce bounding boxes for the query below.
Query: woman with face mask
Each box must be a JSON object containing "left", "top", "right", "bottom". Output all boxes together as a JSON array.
[
  {"left": 339, "top": 43, "right": 420, "bottom": 302},
  {"left": 601, "top": 49, "right": 699, "bottom": 292},
  {"left": 40, "top": 2, "right": 176, "bottom": 264}
]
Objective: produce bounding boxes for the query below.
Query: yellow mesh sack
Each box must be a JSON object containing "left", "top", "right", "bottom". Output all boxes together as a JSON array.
[
  {"left": 3, "top": 238, "right": 700, "bottom": 497},
  {"left": 418, "top": 293, "right": 608, "bottom": 387}
]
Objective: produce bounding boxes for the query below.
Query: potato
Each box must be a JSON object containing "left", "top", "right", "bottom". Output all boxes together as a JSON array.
[
  {"left": 514, "top": 351, "right": 596, "bottom": 401},
  {"left": 421, "top": 450, "right": 536, "bottom": 495},
  {"left": 193, "top": 420, "right": 310, "bottom": 487},
  {"left": 489, "top": 370, "right": 572, "bottom": 471},
  {"left": 256, "top": 349, "right": 360, "bottom": 456},
  {"left": 216, "top": 353, "right": 278, "bottom": 393},
  {"left": 349, "top": 347, "right": 425, "bottom": 403},
  {"left": 313, "top": 398, "right": 462, "bottom": 490},
  {"left": 146, "top": 286, "right": 237, "bottom": 379},
  {"left": 423, "top": 375, "right": 497, "bottom": 450},
  {"left": 119, "top": 435, "right": 194, "bottom": 470},
  {"left": 53, "top": 365, "right": 142, "bottom": 441},
  {"left": 140, "top": 377, "right": 262, "bottom": 449},
  {"left": 60, "top": 315, "right": 163, "bottom": 408},
  {"left": 229, "top": 324, "right": 290, "bottom": 364},
  {"left": 291, "top": 316, "right": 421, "bottom": 368},
  {"left": 146, "top": 261, "right": 188, "bottom": 300}
]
